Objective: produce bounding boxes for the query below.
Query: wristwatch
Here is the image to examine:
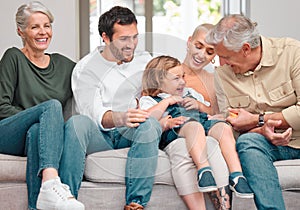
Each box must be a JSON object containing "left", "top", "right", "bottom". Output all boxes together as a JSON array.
[{"left": 257, "top": 113, "right": 265, "bottom": 127}]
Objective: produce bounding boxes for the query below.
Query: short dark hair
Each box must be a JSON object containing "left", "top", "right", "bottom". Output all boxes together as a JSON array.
[{"left": 98, "top": 6, "right": 137, "bottom": 41}]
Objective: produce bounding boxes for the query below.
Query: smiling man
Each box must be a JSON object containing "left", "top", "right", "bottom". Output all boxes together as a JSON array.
[
  {"left": 70, "top": 6, "right": 162, "bottom": 210},
  {"left": 206, "top": 14, "right": 300, "bottom": 210}
]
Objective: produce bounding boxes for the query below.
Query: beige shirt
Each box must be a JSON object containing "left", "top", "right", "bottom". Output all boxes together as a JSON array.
[{"left": 215, "top": 36, "right": 300, "bottom": 148}]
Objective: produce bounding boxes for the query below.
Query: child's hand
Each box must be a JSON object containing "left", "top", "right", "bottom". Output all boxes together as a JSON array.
[
  {"left": 163, "top": 116, "right": 187, "bottom": 130},
  {"left": 182, "top": 97, "right": 199, "bottom": 110},
  {"left": 166, "top": 95, "right": 183, "bottom": 106}
]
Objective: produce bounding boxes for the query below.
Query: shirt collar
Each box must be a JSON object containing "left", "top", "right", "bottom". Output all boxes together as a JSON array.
[{"left": 259, "top": 36, "right": 277, "bottom": 67}]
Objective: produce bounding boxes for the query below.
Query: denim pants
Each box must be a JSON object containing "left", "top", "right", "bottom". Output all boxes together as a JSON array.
[
  {"left": 0, "top": 99, "right": 64, "bottom": 209},
  {"left": 236, "top": 132, "right": 300, "bottom": 210},
  {"left": 60, "top": 116, "right": 162, "bottom": 207}
]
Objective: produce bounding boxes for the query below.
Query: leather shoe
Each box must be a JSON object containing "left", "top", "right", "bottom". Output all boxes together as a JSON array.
[{"left": 124, "top": 202, "right": 144, "bottom": 210}]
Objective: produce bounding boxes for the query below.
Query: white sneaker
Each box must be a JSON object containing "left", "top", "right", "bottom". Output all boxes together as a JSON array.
[{"left": 37, "top": 177, "right": 85, "bottom": 210}]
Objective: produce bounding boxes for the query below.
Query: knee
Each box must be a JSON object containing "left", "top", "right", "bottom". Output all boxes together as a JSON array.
[
  {"left": 141, "top": 116, "right": 162, "bottom": 135},
  {"left": 146, "top": 116, "right": 162, "bottom": 129},
  {"left": 185, "top": 121, "right": 204, "bottom": 131},
  {"left": 40, "top": 99, "right": 63, "bottom": 116},
  {"left": 45, "top": 99, "right": 62, "bottom": 110},
  {"left": 236, "top": 133, "right": 266, "bottom": 155},
  {"left": 136, "top": 117, "right": 162, "bottom": 145},
  {"left": 28, "top": 123, "right": 40, "bottom": 134}
]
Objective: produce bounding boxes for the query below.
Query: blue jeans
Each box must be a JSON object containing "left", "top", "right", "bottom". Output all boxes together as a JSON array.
[
  {"left": 60, "top": 116, "right": 162, "bottom": 207},
  {"left": 0, "top": 99, "right": 101, "bottom": 210},
  {"left": 0, "top": 99, "right": 64, "bottom": 209},
  {"left": 236, "top": 132, "right": 300, "bottom": 210}
]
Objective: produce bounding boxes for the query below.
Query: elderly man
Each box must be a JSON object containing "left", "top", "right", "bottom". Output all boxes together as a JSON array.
[{"left": 206, "top": 14, "right": 300, "bottom": 210}]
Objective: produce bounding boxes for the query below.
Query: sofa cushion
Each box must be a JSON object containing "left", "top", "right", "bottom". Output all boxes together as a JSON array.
[
  {"left": 1, "top": 150, "right": 300, "bottom": 190},
  {"left": 84, "top": 148, "right": 174, "bottom": 185},
  {"left": 274, "top": 159, "right": 300, "bottom": 190},
  {"left": 0, "top": 154, "right": 26, "bottom": 181}
]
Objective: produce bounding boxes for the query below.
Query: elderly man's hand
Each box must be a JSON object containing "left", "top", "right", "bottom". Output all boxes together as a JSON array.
[
  {"left": 261, "top": 119, "right": 293, "bottom": 146},
  {"left": 226, "top": 108, "right": 257, "bottom": 132}
]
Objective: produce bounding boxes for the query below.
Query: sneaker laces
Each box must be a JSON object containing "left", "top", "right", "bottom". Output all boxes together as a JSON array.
[{"left": 52, "top": 179, "right": 74, "bottom": 201}]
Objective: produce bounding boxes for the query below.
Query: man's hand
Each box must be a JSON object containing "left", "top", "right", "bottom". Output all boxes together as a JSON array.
[
  {"left": 122, "top": 108, "right": 150, "bottom": 128},
  {"left": 260, "top": 119, "right": 293, "bottom": 146},
  {"left": 226, "top": 108, "right": 257, "bottom": 132},
  {"left": 106, "top": 109, "right": 150, "bottom": 128}
]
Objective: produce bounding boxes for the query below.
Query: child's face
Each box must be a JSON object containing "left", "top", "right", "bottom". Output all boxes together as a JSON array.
[{"left": 161, "top": 65, "right": 185, "bottom": 96}]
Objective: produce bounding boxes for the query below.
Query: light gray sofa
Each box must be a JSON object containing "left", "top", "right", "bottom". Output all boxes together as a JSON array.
[
  {"left": 1, "top": 146, "right": 300, "bottom": 210},
  {"left": 0, "top": 146, "right": 216, "bottom": 210},
  {"left": 1, "top": 99, "right": 300, "bottom": 210}
]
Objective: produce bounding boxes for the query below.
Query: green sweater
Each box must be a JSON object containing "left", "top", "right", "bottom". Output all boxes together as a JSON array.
[{"left": 0, "top": 47, "right": 76, "bottom": 120}]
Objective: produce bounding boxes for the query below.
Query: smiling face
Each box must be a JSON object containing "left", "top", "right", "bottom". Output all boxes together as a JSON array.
[
  {"left": 185, "top": 30, "right": 215, "bottom": 71},
  {"left": 215, "top": 42, "right": 252, "bottom": 74},
  {"left": 105, "top": 23, "right": 138, "bottom": 63},
  {"left": 19, "top": 12, "right": 52, "bottom": 53},
  {"left": 161, "top": 65, "right": 185, "bottom": 96}
]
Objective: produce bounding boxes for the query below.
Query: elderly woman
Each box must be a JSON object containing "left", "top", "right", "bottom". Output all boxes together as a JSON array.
[{"left": 0, "top": 2, "right": 106, "bottom": 210}]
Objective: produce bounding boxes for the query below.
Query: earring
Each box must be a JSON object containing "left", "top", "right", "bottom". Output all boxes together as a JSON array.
[{"left": 211, "top": 59, "right": 215, "bottom": 64}]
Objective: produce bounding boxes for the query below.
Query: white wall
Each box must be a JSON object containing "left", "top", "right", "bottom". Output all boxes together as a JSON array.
[
  {"left": 0, "top": 0, "right": 79, "bottom": 61},
  {"left": 249, "top": 0, "right": 300, "bottom": 40},
  {"left": 1, "top": 1, "right": 300, "bottom": 62}
]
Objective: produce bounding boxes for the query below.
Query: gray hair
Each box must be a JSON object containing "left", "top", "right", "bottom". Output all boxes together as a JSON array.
[
  {"left": 205, "top": 14, "right": 260, "bottom": 52},
  {"left": 16, "top": 1, "right": 54, "bottom": 33}
]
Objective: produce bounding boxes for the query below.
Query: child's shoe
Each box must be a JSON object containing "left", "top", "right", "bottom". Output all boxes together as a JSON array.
[
  {"left": 229, "top": 175, "right": 254, "bottom": 198},
  {"left": 197, "top": 167, "right": 217, "bottom": 192}
]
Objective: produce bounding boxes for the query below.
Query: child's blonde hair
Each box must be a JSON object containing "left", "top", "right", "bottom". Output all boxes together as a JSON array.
[{"left": 142, "top": 55, "right": 181, "bottom": 96}]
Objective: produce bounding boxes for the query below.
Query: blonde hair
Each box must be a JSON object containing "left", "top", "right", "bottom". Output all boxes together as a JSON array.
[
  {"left": 142, "top": 55, "right": 181, "bottom": 96},
  {"left": 191, "top": 23, "right": 214, "bottom": 39}
]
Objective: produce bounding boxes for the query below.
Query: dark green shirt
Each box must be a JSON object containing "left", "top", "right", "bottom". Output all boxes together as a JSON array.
[{"left": 0, "top": 47, "right": 76, "bottom": 120}]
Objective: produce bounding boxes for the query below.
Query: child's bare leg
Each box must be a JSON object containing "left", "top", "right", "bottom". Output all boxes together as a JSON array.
[
  {"left": 179, "top": 121, "right": 217, "bottom": 193},
  {"left": 178, "top": 121, "right": 209, "bottom": 170},
  {"left": 208, "top": 123, "right": 242, "bottom": 173},
  {"left": 208, "top": 122, "right": 253, "bottom": 198}
]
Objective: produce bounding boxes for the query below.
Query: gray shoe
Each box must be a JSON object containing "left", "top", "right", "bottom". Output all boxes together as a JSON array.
[{"left": 37, "top": 177, "right": 85, "bottom": 210}]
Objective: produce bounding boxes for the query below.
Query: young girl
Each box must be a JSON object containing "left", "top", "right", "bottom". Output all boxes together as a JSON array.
[{"left": 140, "top": 55, "right": 253, "bottom": 198}]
